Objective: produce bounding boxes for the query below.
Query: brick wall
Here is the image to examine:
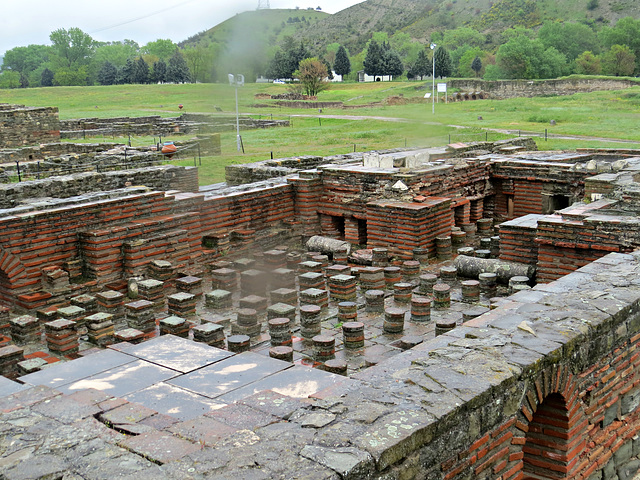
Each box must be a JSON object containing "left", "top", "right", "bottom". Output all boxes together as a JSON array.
[
  {"left": 498, "top": 214, "right": 541, "bottom": 265},
  {"left": 366, "top": 198, "right": 452, "bottom": 259},
  {"left": 0, "top": 182, "right": 296, "bottom": 308}
]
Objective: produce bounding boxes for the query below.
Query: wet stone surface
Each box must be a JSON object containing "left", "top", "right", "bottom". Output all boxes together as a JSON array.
[{"left": 4, "top": 250, "right": 640, "bottom": 478}]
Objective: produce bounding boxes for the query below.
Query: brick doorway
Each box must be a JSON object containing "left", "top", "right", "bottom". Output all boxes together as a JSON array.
[{"left": 523, "top": 392, "right": 586, "bottom": 479}]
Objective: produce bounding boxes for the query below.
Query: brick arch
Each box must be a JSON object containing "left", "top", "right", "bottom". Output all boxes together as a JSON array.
[
  {"left": 0, "top": 247, "right": 27, "bottom": 283},
  {"left": 0, "top": 247, "right": 28, "bottom": 304},
  {"left": 520, "top": 366, "right": 588, "bottom": 480}
]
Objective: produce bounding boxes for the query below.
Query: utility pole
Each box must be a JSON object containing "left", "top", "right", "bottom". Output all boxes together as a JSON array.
[
  {"left": 430, "top": 43, "right": 437, "bottom": 115},
  {"left": 228, "top": 74, "right": 245, "bottom": 152},
  {"left": 257, "top": 0, "right": 270, "bottom": 9}
]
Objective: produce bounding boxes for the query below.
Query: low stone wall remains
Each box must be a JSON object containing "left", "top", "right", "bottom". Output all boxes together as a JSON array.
[
  {"left": 449, "top": 77, "right": 637, "bottom": 99},
  {"left": 0, "top": 104, "right": 60, "bottom": 147}
]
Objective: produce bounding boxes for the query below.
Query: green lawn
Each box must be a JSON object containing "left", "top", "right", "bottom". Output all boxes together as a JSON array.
[{"left": 3, "top": 81, "right": 640, "bottom": 184}]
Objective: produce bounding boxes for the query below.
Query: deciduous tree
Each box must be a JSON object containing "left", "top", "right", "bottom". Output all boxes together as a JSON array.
[
  {"left": 601, "top": 44, "right": 636, "bottom": 76},
  {"left": 575, "top": 51, "right": 601, "bottom": 75},
  {"left": 471, "top": 56, "right": 483, "bottom": 77},
  {"left": 295, "top": 57, "right": 329, "bottom": 96}
]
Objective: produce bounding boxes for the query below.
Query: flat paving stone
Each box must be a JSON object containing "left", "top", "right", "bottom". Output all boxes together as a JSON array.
[
  {"left": 216, "top": 365, "right": 352, "bottom": 404},
  {"left": 0, "top": 376, "right": 30, "bottom": 397},
  {"left": 125, "top": 382, "right": 226, "bottom": 420},
  {"left": 0, "top": 385, "right": 62, "bottom": 413},
  {"left": 118, "top": 430, "right": 201, "bottom": 464},
  {"left": 100, "top": 401, "right": 158, "bottom": 425},
  {"left": 32, "top": 395, "right": 102, "bottom": 424},
  {"left": 18, "top": 349, "right": 135, "bottom": 388},
  {"left": 168, "top": 416, "right": 239, "bottom": 447},
  {"left": 117, "top": 334, "right": 233, "bottom": 373},
  {"left": 168, "top": 351, "right": 291, "bottom": 399},
  {"left": 57, "top": 359, "right": 179, "bottom": 397},
  {"left": 204, "top": 402, "right": 280, "bottom": 430},
  {"left": 239, "top": 390, "right": 312, "bottom": 420}
]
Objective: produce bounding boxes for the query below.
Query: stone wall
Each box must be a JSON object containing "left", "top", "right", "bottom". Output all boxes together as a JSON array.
[
  {"left": 0, "top": 105, "right": 60, "bottom": 147},
  {"left": 60, "top": 113, "right": 288, "bottom": 139},
  {"left": 0, "top": 136, "right": 219, "bottom": 181},
  {"left": 449, "top": 77, "right": 637, "bottom": 99},
  {"left": 0, "top": 165, "right": 199, "bottom": 209}
]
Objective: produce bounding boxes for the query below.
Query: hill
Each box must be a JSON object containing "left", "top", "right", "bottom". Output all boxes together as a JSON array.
[
  {"left": 180, "top": 8, "right": 329, "bottom": 51},
  {"left": 183, "top": 0, "right": 640, "bottom": 57}
]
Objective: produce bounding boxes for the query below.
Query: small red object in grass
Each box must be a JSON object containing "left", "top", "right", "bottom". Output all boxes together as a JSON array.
[{"left": 178, "top": 104, "right": 183, "bottom": 109}]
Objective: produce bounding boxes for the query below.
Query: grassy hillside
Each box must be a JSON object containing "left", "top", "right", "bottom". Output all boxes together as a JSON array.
[
  {"left": 181, "top": 8, "right": 329, "bottom": 49},
  {"left": 183, "top": 0, "right": 640, "bottom": 58}
]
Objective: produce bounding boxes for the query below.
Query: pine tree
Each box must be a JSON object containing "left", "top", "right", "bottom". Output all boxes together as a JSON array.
[
  {"left": 334, "top": 45, "right": 351, "bottom": 77},
  {"left": 133, "top": 57, "right": 149, "bottom": 84},
  {"left": 119, "top": 58, "right": 135, "bottom": 84},
  {"left": 41, "top": 68, "right": 54, "bottom": 87},
  {"left": 434, "top": 46, "right": 452, "bottom": 78},
  {"left": 383, "top": 50, "right": 404, "bottom": 77},
  {"left": 364, "top": 40, "right": 383, "bottom": 77},
  {"left": 97, "top": 61, "right": 118, "bottom": 85},
  {"left": 471, "top": 56, "right": 483, "bottom": 77},
  {"left": 167, "top": 51, "right": 191, "bottom": 83},
  {"left": 152, "top": 60, "right": 167, "bottom": 83},
  {"left": 408, "top": 49, "right": 432, "bottom": 80}
]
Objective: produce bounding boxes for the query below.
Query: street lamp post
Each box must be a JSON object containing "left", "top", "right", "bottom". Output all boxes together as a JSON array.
[
  {"left": 430, "top": 43, "right": 437, "bottom": 115},
  {"left": 228, "top": 73, "right": 245, "bottom": 152}
]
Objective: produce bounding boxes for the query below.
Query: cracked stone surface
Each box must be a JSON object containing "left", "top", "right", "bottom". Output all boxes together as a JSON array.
[{"left": 3, "top": 252, "right": 640, "bottom": 478}]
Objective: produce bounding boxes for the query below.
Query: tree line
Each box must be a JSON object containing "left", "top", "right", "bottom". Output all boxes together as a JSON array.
[
  {"left": 0, "top": 28, "right": 194, "bottom": 88},
  {"left": 3, "top": 16, "right": 640, "bottom": 89}
]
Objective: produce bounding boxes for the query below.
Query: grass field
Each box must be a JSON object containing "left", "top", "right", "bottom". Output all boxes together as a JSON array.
[{"left": 3, "top": 81, "right": 640, "bottom": 184}]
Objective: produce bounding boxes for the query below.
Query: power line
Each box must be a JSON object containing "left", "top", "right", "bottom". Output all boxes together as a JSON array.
[
  {"left": 257, "top": 0, "right": 270, "bottom": 9},
  {"left": 90, "top": 0, "right": 202, "bottom": 34}
]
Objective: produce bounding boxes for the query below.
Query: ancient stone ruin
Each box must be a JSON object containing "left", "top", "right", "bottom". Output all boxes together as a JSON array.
[{"left": 2, "top": 105, "right": 640, "bottom": 479}]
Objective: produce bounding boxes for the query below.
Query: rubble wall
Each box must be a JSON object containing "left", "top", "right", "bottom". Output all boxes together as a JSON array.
[
  {"left": 0, "top": 105, "right": 60, "bottom": 147},
  {"left": 449, "top": 77, "right": 637, "bottom": 99}
]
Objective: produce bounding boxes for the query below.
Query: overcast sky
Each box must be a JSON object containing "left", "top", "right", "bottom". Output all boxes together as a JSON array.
[{"left": 1, "top": 0, "right": 365, "bottom": 56}]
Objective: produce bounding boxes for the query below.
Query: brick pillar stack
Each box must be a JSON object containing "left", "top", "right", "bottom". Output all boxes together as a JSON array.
[
  {"left": 71, "top": 294, "right": 98, "bottom": 316},
  {"left": 328, "top": 275, "right": 357, "bottom": 301},
  {"left": 125, "top": 299, "right": 156, "bottom": 333},
  {"left": 192, "top": 323, "right": 226, "bottom": 349},
  {"left": 159, "top": 316, "right": 190, "bottom": 337},
  {"left": 300, "top": 288, "right": 329, "bottom": 310},
  {"left": 167, "top": 292, "right": 197, "bottom": 318},
  {"left": 96, "top": 290, "right": 125, "bottom": 319},
  {"left": 0, "top": 345, "right": 24, "bottom": 378},
  {"left": 299, "top": 272, "right": 325, "bottom": 290},
  {"left": 176, "top": 276, "right": 203, "bottom": 297},
  {"left": 148, "top": 260, "right": 175, "bottom": 282},
  {"left": 10, "top": 315, "right": 41, "bottom": 345},
  {"left": 45, "top": 319, "right": 79, "bottom": 356},
  {"left": 137, "top": 280, "right": 165, "bottom": 311},
  {"left": 360, "top": 267, "right": 385, "bottom": 291},
  {"left": 211, "top": 268, "right": 238, "bottom": 291},
  {"left": 205, "top": 289, "right": 233, "bottom": 309},
  {"left": 85, "top": 312, "right": 115, "bottom": 346}
]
